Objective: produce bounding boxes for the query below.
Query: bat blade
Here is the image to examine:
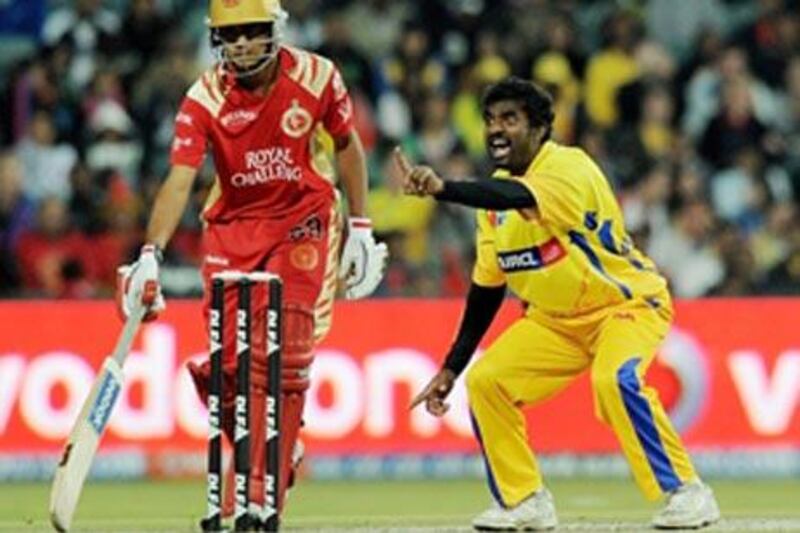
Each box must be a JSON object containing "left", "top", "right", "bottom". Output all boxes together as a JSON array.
[
  {"left": 49, "top": 306, "right": 144, "bottom": 531},
  {"left": 49, "top": 357, "right": 123, "bottom": 532}
]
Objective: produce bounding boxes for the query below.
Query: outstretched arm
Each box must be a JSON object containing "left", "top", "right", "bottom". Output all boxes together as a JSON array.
[
  {"left": 411, "top": 282, "right": 506, "bottom": 416},
  {"left": 392, "top": 147, "right": 536, "bottom": 211}
]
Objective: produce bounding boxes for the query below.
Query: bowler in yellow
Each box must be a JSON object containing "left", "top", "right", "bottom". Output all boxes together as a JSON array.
[{"left": 398, "top": 77, "right": 720, "bottom": 531}]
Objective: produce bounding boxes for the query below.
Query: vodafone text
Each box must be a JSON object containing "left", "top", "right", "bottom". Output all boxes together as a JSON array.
[{"left": 0, "top": 325, "right": 799, "bottom": 447}]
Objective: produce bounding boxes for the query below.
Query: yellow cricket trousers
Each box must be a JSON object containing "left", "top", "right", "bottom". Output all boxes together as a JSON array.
[{"left": 466, "top": 296, "right": 697, "bottom": 507}]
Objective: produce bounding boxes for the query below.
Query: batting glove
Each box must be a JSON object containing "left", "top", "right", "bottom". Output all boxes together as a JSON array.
[
  {"left": 338, "top": 217, "right": 388, "bottom": 299},
  {"left": 116, "top": 244, "right": 166, "bottom": 322}
]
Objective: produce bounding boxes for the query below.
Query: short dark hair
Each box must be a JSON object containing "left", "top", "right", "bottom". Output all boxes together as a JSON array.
[{"left": 481, "top": 77, "right": 555, "bottom": 142}]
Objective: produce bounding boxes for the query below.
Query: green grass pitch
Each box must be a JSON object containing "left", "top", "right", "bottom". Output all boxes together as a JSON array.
[{"left": 2, "top": 478, "right": 799, "bottom": 531}]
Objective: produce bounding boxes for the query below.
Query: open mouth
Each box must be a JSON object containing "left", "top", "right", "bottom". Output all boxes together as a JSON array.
[{"left": 488, "top": 136, "right": 512, "bottom": 161}]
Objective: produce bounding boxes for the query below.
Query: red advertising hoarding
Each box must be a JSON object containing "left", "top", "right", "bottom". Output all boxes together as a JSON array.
[{"left": 0, "top": 299, "right": 798, "bottom": 459}]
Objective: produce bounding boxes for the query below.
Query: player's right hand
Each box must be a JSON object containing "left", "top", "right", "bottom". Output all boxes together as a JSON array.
[
  {"left": 410, "top": 369, "right": 456, "bottom": 417},
  {"left": 393, "top": 147, "right": 444, "bottom": 197},
  {"left": 116, "top": 244, "right": 166, "bottom": 322}
]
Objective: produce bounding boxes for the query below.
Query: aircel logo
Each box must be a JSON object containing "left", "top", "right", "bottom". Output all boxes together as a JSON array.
[
  {"left": 497, "top": 238, "right": 566, "bottom": 272},
  {"left": 88, "top": 372, "right": 121, "bottom": 435}
]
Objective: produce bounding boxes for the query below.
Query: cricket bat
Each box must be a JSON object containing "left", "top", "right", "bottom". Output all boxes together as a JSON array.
[{"left": 49, "top": 305, "right": 147, "bottom": 532}]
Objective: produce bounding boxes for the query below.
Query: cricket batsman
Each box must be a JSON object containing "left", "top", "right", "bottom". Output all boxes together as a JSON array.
[
  {"left": 116, "top": 0, "right": 387, "bottom": 525},
  {"left": 401, "top": 77, "right": 720, "bottom": 531}
]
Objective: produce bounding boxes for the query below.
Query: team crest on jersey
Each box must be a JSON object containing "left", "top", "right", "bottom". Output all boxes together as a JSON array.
[
  {"left": 290, "top": 243, "right": 319, "bottom": 271},
  {"left": 221, "top": 109, "right": 257, "bottom": 129},
  {"left": 281, "top": 99, "right": 313, "bottom": 138}
]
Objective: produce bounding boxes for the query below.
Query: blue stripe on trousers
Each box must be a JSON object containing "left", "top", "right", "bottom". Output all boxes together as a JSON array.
[
  {"left": 470, "top": 411, "right": 505, "bottom": 507},
  {"left": 617, "top": 358, "right": 682, "bottom": 492}
]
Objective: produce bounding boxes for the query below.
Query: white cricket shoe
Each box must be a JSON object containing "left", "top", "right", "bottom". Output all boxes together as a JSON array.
[
  {"left": 472, "top": 489, "right": 558, "bottom": 531},
  {"left": 652, "top": 480, "right": 721, "bottom": 529}
]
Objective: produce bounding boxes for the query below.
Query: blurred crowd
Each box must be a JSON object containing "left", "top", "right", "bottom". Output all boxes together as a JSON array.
[{"left": 1, "top": 0, "right": 799, "bottom": 299}]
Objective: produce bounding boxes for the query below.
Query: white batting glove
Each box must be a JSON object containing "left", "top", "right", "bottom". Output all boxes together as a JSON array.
[
  {"left": 116, "top": 244, "right": 166, "bottom": 322},
  {"left": 338, "top": 217, "right": 388, "bottom": 299}
]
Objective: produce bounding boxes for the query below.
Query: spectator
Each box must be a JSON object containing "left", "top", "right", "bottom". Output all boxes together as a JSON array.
[
  {"left": 699, "top": 78, "right": 770, "bottom": 168},
  {"left": 645, "top": 0, "right": 727, "bottom": 62},
  {"left": 683, "top": 45, "right": 781, "bottom": 140},
  {"left": 15, "top": 110, "right": 78, "bottom": 203},
  {"left": 750, "top": 202, "right": 797, "bottom": 276},
  {"left": 533, "top": 52, "right": 581, "bottom": 144},
  {"left": 343, "top": 0, "right": 411, "bottom": 61},
  {"left": 585, "top": 10, "right": 642, "bottom": 128},
  {"left": 15, "top": 196, "right": 95, "bottom": 298},
  {"left": 707, "top": 222, "right": 759, "bottom": 295},
  {"left": 0, "top": 152, "right": 35, "bottom": 293},
  {"left": 778, "top": 55, "right": 800, "bottom": 191},
  {"left": 710, "top": 147, "right": 792, "bottom": 229},
  {"left": 317, "top": 11, "right": 377, "bottom": 102},
  {"left": 367, "top": 142, "right": 436, "bottom": 295},
  {"left": 41, "top": 0, "right": 121, "bottom": 91},
  {"left": 647, "top": 198, "right": 724, "bottom": 297},
  {"left": 380, "top": 23, "right": 446, "bottom": 126},
  {"left": 0, "top": 0, "right": 799, "bottom": 299},
  {"left": 735, "top": 0, "right": 800, "bottom": 87},
  {"left": 115, "top": 0, "right": 173, "bottom": 70},
  {"left": 85, "top": 100, "right": 143, "bottom": 187},
  {"left": 402, "top": 92, "right": 463, "bottom": 171}
]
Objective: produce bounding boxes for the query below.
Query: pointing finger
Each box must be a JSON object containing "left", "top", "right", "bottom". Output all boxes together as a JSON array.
[{"left": 393, "top": 146, "right": 413, "bottom": 175}]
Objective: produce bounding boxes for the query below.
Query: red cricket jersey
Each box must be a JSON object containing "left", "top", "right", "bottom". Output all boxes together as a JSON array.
[{"left": 170, "top": 46, "right": 354, "bottom": 222}]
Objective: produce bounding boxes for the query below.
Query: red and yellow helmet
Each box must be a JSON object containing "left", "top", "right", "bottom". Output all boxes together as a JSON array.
[
  {"left": 208, "top": 0, "right": 287, "bottom": 78},
  {"left": 208, "top": 0, "right": 283, "bottom": 28}
]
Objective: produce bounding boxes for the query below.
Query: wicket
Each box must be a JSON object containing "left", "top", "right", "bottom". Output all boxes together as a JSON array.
[{"left": 201, "top": 271, "right": 283, "bottom": 532}]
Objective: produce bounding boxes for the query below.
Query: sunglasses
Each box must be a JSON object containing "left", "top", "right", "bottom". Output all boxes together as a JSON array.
[{"left": 217, "top": 23, "right": 273, "bottom": 44}]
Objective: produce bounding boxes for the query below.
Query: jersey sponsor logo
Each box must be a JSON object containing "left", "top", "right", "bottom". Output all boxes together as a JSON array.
[
  {"left": 289, "top": 214, "right": 324, "bottom": 241},
  {"left": 175, "top": 112, "right": 193, "bottom": 126},
  {"left": 172, "top": 137, "right": 193, "bottom": 151},
  {"left": 231, "top": 147, "right": 302, "bottom": 187},
  {"left": 281, "top": 99, "right": 313, "bottom": 138},
  {"left": 497, "top": 238, "right": 566, "bottom": 272},
  {"left": 336, "top": 97, "right": 353, "bottom": 123},
  {"left": 220, "top": 109, "right": 257, "bottom": 129},
  {"left": 204, "top": 254, "right": 230, "bottom": 267},
  {"left": 331, "top": 69, "right": 348, "bottom": 100}
]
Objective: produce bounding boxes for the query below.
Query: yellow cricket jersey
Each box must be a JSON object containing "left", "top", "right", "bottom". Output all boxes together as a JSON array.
[{"left": 472, "top": 141, "right": 667, "bottom": 315}]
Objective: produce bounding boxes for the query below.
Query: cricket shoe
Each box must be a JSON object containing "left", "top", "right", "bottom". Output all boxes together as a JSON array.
[
  {"left": 472, "top": 489, "right": 557, "bottom": 531},
  {"left": 652, "top": 479, "right": 721, "bottom": 529}
]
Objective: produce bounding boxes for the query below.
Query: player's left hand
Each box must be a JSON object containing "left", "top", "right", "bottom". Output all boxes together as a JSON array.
[
  {"left": 338, "top": 217, "right": 388, "bottom": 299},
  {"left": 410, "top": 369, "right": 456, "bottom": 417},
  {"left": 392, "top": 147, "right": 444, "bottom": 197}
]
